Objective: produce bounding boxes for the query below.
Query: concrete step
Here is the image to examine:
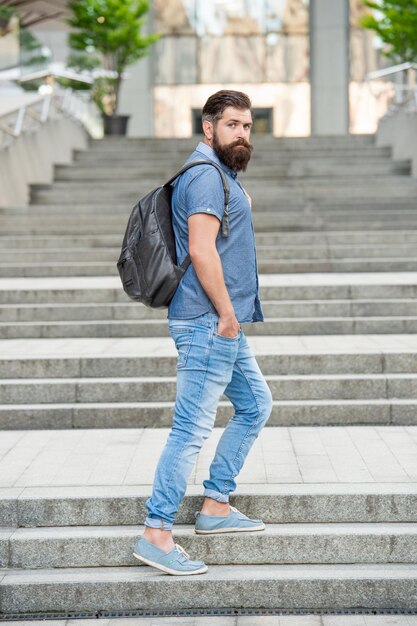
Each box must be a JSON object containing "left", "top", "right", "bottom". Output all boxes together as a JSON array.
[
  {"left": 7, "top": 202, "right": 417, "bottom": 215},
  {"left": 75, "top": 145, "right": 387, "bottom": 157},
  {"left": 6, "top": 259, "right": 417, "bottom": 278},
  {"left": 2, "top": 334, "right": 416, "bottom": 426},
  {"left": 3, "top": 483, "right": 417, "bottom": 527},
  {"left": 28, "top": 184, "right": 417, "bottom": 203},
  {"left": 3, "top": 212, "right": 417, "bottom": 227},
  {"left": 7, "top": 245, "right": 417, "bottom": 263},
  {"left": 5, "top": 220, "right": 417, "bottom": 235},
  {"left": 9, "top": 202, "right": 417, "bottom": 216},
  {"left": 1, "top": 372, "right": 417, "bottom": 404},
  {"left": 1, "top": 563, "right": 417, "bottom": 613},
  {"left": 71, "top": 150, "right": 392, "bottom": 167},
  {"left": 3, "top": 316, "right": 417, "bottom": 338},
  {"left": 55, "top": 159, "right": 407, "bottom": 180},
  {"left": 49, "top": 162, "right": 411, "bottom": 179},
  {"left": 2, "top": 299, "right": 417, "bottom": 322},
  {"left": 3, "top": 230, "right": 417, "bottom": 247},
  {"left": 6, "top": 244, "right": 417, "bottom": 262},
  {"left": 2, "top": 205, "right": 417, "bottom": 220},
  {"left": 28, "top": 175, "right": 417, "bottom": 189},
  {"left": 76, "top": 146, "right": 384, "bottom": 158},
  {"left": 6, "top": 213, "right": 417, "bottom": 227},
  {"left": 80, "top": 138, "right": 379, "bottom": 150},
  {"left": 80, "top": 150, "right": 393, "bottom": 160},
  {"left": 3, "top": 522, "right": 417, "bottom": 568},
  {"left": 1, "top": 349, "right": 415, "bottom": 378},
  {"left": 88, "top": 133, "right": 374, "bottom": 144},
  {"left": 2, "top": 275, "right": 417, "bottom": 303},
  {"left": 1, "top": 398, "right": 417, "bottom": 429}
]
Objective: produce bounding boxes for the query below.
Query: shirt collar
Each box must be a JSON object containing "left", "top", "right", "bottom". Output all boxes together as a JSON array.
[{"left": 195, "top": 141, "right": 238, "bottom": 179}]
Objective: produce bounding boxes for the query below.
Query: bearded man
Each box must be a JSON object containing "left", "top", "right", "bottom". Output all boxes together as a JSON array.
[{"left": 134, "top": 90, "right": 272, "bottom": 576}]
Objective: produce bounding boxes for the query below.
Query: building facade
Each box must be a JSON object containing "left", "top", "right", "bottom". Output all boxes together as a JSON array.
[{"left": 0, "top": 0, "right": 394, "bottom": 137}]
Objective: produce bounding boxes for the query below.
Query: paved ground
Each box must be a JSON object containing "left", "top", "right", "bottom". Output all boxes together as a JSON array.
[
  {"left": 3, "top": 333, "right": 417, "bottom": 359},
  {"left": 1, "top": 426, "right": 417, "bottom": 489},
  {"left": 2, "top": 615, "right": 417, "bottom": 625}
]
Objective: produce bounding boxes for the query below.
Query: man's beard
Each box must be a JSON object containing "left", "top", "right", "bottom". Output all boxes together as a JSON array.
[{"left": 212, "top": 132, "right": 253, "bottom": 172}]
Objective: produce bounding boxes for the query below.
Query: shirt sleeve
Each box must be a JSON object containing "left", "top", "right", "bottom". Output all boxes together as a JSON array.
[{"left": 183, "top": 165, "right": 225, "bottom": 223}]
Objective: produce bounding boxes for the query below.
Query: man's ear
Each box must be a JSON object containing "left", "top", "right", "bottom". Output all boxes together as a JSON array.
[{"left": 202, "top": 119, "right": 213, "bottom": 142}]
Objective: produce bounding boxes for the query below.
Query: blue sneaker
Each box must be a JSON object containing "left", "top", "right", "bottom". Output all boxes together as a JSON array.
[
  {"left": 194, "top": 505, "right": 265, "bottom": 534},
  {"left": 133, "top": 537, "right": 208, "bottom": 576}
]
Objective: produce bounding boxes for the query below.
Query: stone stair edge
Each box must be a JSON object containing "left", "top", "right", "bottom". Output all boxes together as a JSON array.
[
  {"left": 1, "top": 398, "right": 417, "bottom": 408},
  {"left": 5, "top": 520, "right": 417, "bottom": 535},
  {"left": 3, "top": 481, "right": 417, "bottom": 498},
  {"left": 3, "top": 372, "right": 417, "bottom": 383},
  {"left": 2, "top": 482, "right": 417, "bottom": 530},
  {"left": 1, "top": 399, "right": 416, "bottom": 429},
  {"left": 0, "top": 351, "right": 415, "bottom": 372},
  {"left": 3, "top": 521, "right": 417, "bottom": 569},
  {"left": 4, "top": 315, "right": 417, "bottom": 327},
  {"left": 2, "top": 563, "right": 417, "bottom": 614},
  {"left": 2, "top": 271, "right": 417, "bottom": 286}
]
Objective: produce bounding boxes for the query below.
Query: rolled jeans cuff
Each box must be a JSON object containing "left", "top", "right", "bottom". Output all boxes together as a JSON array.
[
  {"left": 144, "top": 516, "right": 173, "bottom": 531},
  {"left": 203, "top": 488, "right": 229, "bottom": 503}
]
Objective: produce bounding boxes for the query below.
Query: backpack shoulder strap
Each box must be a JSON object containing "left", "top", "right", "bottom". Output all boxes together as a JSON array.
[{"left": 165, "top": 159, "right": 230, "bottom": 239}]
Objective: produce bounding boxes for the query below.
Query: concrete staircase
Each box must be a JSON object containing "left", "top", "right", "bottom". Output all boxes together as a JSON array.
[
  {"left": 2, "top": 333, "right": 417, "bottom": 430},
  {"left": 2, "top": 134, "right": 417, "bottom": 615},
  {"left": 2, "top": 481, "right": 417, "bottom": 613}
]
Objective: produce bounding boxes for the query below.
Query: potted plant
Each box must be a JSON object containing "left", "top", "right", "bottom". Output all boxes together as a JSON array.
[{"left": 66, "top": 0, "right": 159, "bottom": 135}]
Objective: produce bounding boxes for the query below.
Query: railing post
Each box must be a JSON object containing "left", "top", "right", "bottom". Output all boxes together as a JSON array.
[
  {"left": 41, "top": 95, "right": 51, "bottom": 123},
  {"left": 14, "top": 106, "right": 26, "bottom": 136}
]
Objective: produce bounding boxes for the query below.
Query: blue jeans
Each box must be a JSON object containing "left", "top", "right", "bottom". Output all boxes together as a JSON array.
[{"left": 144, "top": 312, "right": 273, "bottom": 530}]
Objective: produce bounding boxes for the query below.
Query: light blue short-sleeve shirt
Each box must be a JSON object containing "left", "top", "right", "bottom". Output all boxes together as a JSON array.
[{"left": 167, "top": 142, "right": 264, "bottom": 324}]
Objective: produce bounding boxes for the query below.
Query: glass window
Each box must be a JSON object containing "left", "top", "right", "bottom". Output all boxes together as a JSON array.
[
  {"left": 153, "top": 0, "right": 309, "bottom": 85},
  {"left": 198, "top": 36, "right": 265, "bottom": 84},
  {"left": 266, "top": 33, "right": 309, "bottom": 82},
  {"left": 153, "top": 0, "right": 196, "bottom": 35},
  {"left": 154, "top": 37, "right": 197, "bottom": 85}
]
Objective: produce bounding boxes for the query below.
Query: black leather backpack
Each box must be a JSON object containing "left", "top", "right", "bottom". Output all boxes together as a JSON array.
[{"left": 117, "top": 160, "right": 230, "bottom": 308}]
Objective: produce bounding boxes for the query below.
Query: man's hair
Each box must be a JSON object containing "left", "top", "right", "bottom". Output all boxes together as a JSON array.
[{"left": 202, "top": 90, "right": 252, "bottom": 125}]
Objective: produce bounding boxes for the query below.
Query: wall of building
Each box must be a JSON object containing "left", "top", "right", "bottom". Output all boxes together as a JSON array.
[{"left": 1, "top": 0, "right": 396, "bottom": 138}]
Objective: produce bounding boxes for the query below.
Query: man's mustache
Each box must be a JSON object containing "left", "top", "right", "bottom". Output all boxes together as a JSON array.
[{"left": 230, "top": 139, "right": 253, "bottom": 151}]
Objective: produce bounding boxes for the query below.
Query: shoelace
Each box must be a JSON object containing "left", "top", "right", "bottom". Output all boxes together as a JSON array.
[
  {"left": 230, "top": 505, "right": 248, "bottom": 519},
  {"left": 174, "top": 543, "right": 190, "bottom": 560}
]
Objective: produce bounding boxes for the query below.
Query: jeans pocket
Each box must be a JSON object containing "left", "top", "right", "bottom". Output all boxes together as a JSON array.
[
  {"left": 170, "top": 327, "right": 194, "bottom": 369},
  {"left": 213, "top": 328, "right": 241, "bottom": 342}
]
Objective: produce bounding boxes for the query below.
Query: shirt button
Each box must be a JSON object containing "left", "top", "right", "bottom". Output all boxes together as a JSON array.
[{"left": 206, "top": 208, "right": 211, "bottom": 212}]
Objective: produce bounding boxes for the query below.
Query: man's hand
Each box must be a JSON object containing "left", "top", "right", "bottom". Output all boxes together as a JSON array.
[{"left": 217, "top": 313, "right": 240, "bottom": 338}]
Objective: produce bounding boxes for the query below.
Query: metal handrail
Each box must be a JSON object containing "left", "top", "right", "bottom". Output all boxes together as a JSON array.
[
  {"left": 365, "top": 61, "right": 417, "bottom": 81},
  {"left": 365, "top": 61, "right": 417, "bottom": 108},
  {"left": 0, "top": 88, "right": 103, "bottom": 148}
]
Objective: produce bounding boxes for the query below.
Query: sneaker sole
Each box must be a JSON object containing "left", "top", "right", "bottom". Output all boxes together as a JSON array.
[
  {"left": 194, "top": 523, "right": 266, "bottom": 534},
  {"left": 133, "top": 551, "right": 208, "bottom": 576}
]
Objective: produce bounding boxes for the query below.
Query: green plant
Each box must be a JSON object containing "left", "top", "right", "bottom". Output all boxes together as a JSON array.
[
  {"left": 20, "top": 28, "right": 51, "bottom": 67},
  {"left": 0, "top": 6, "right": 15, "bottom": 35},
  {"left": 360, "top": 0, "right": 417, "bottom": 64},
  {"left": 66, "top": 0, "right": 159, "bottom": 116}
]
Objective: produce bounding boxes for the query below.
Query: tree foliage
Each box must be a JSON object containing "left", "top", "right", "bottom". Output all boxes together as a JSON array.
[
  {"left": 66, "top": 0, "right": 159, "bottom": 114},
  {"left": 360, "top": 0, "right": 417, "bottom": 64}
]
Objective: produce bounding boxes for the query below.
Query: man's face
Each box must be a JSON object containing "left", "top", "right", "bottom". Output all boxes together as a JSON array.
[{"left": 209, "top": 106, "right": 253, "bottom": 172}]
